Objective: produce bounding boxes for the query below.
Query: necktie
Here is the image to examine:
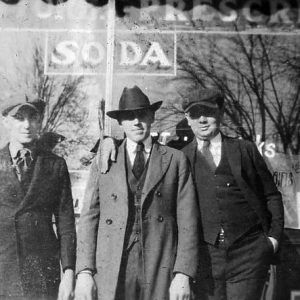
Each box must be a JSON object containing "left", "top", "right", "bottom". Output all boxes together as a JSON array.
[
  {"left": 14, "top": 148, "right": 33, "bottom": 182},
  {"left": 132, "top": 142, "right": 145, "bottom": 179},
  {"left": 201, "top": 140, "right": 216, "bottom": 172}
]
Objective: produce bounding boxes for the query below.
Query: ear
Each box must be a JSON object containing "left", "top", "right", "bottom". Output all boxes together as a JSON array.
[
  {"left": 117, "top": 118, "right": 123, "bottom": 126},
  {"left": 216, "top": 108, "right": 224, "bottom": 124},
  {"left": 37, "top": 119, "right": 43, "bottom": 131},
  {"left": 150, "top": 111, "right": 155, "bottom": 124},
  {"left": 2, "top": 116, "right": 10, "bottom": 129},
  {"left": 184, "top": 113, "right": 191, "bottom": 126}
]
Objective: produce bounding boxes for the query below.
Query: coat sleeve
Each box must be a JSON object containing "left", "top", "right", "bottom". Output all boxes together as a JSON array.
[
  {"left": 246, "top": 141, "right": 284, "bottom": 242},
  {"left": 76, "top": 159, "right": 100, "bottom": 274},
  {"left": 173, "top": 151, "right": 199, "bottom": 279},
  {"left": 55, "top": 159, "right": 76, "bottom": 271}
]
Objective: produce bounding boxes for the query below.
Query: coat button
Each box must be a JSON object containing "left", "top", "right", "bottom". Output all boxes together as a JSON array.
[
  {"left": 157, "top": 215, "right": 164, "bottom": 222},
  {"left": 106, "top": 219, "right": 113, "bottom": 225},
  {"left": 156, "top": 191, "right": 161, "bottom": 197},
  {"left": 111, "top": 193, "right": 117, "bottom": 200}
]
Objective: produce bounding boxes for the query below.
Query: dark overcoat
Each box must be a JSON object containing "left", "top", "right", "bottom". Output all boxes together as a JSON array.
[
  {"left": 182, "top": 136, "right": 284, "bottom": 242},
  {"left": 76, "top": 140, "right": 199, "bottom": 300},
  {"left": 0, "top": 144, "right": 76, "bottom": 299}
]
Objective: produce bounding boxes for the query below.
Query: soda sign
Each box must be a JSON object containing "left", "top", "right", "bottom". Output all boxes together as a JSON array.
[{"left": 45, "top": 31, "right": 175, "bottom": 76}]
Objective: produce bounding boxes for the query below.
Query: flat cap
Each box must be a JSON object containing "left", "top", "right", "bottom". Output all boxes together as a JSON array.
[
  {"left": 182, "top": 88, "right": 224, "bottom": 113},
  {"left": 1, "top": 95, "right": 45, "bottom": 117}
]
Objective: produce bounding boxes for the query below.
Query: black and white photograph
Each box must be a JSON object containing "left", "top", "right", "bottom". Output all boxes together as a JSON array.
[{"left": 0, "top": 1, "right": 299, "bottom": 299}]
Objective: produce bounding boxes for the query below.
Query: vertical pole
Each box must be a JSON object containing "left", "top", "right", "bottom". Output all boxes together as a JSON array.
[{"left": 104, "top": 0, "right": 116, "bottom": 136}]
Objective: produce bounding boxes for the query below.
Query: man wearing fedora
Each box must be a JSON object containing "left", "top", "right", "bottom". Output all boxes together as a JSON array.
[
  {"left": 0, "top": 98, "right": 76, "bottom": 299},
  {"left": 75, "top": 86, "right": 199, "bottom": 300},
  {"left": 99, "top": 87, "right": 284, "bottom": 300}
]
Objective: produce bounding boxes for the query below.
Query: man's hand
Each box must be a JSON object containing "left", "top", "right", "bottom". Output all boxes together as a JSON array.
[
  {"left": 74, "top": 273, "right": 97, "bottom": 300},
  {"left": 169, "top": 273, "right": 191, "bottom": 300},
  {"left": 97, "top": 137, "right": 117, "bottom": 174},
  {"left": 268, "top": 236, "right": 279, "bottom": 253},
  {"left": 57, "top": 269, "right": 75, "bottom": 300}
]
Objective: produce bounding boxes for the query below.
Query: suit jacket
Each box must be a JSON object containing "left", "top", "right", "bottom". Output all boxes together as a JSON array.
[
  {"left": 76, "top": 140, "right": 199, "bottom": 300},
  {"left": 182, "top": 136, "right": 284, "bottom": 242},
  {"left": 0, "top": 144, "right": 76, "bottom": 298}
]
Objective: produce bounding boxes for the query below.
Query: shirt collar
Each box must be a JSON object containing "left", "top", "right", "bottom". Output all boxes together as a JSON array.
[
  {"left": 196, "top": 132, "right": 222, "bottom": 149},
  {"left": 126, "top": 135, "right": 152, "bottom": 154},
  {"left": 9, "top": 142, "right": 36, "bottom": 160},
  {"left": 9, "top": 143, "right": 23, "bottom": 159}
]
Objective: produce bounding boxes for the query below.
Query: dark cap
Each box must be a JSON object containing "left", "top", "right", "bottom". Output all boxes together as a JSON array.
[
  {"left": 182, "top": 88, "right": 224, "bottom": 113},
  {"left": 2, "top": 96, "right": 45, "bottom": 117},
  {"left": 107, "top": 85, "right": 162, "bottom": 120}
]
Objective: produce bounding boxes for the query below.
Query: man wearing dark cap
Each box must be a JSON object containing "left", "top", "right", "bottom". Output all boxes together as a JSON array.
[
  {"left": 75, "top": 86, "right": 199, "bottom": 300},
  {"left": 0, "top": 98, "right": 76, "bottom": 300},
  {"left": 181, "top": 88, "right": 283, "bottom": 300}
]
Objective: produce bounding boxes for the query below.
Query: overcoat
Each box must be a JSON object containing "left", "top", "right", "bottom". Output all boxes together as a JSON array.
[
  {"left": 76, "top": 140, "right": 199, "bottom": 300},
  {"left": 0, "top": 144, "right": 76, "bottom": 299},
  {"left": 182, "top": 135, "right": 284, "bottom": 242}
]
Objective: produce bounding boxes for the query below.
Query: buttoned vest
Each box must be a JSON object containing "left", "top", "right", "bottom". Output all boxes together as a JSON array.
[
  {"left": 195, "top": 144, "right": 259, "bottom": 245},
  {"left": 123, "top": 150, "right": 150, "bottom": 250}
]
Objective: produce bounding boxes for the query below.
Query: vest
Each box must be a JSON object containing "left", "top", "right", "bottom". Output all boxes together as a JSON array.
[
  {"left": 123, "top": 150, "right": 150, "bottom": 250},
  {"left": 195, "top": 143, "right": 259, "bottom": 245}
]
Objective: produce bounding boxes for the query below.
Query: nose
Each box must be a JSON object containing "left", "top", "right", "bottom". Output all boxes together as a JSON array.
[
  {"left": 133, "top": 116, "right": 141, "bottom": 124},
  {"left": 22, "top": 118, "right": 33, "bottom": 130},
  {"left": 198, "top": 115, "right": 207, "bottom": 123},
  {"left": 22, "top": 118, "right": 30, "bottom": 128}
]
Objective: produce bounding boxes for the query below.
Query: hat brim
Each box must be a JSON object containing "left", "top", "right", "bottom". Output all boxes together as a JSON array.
[
  {"left": 184, "top": 101, "right": 218, "bottom": 113},
  {"left": 3, "top": 103, "right": 39, "bottom": 117},
  {"left": 107, "top": 101, "right": 162, "bottom": 120}
]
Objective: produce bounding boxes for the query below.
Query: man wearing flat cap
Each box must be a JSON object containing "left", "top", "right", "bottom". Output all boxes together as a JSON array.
[
  {"left": 0, "top": 97, "right": 76, "bottom": 299},
  {"left": 75, "top": 86, "right": 199, "bottom": 300},
  {"left": 181, "top": 88, "right": 284, "bottom": 300}
]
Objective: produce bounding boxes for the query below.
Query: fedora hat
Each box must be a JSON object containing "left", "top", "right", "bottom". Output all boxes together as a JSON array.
[{"left": 106, "top": 86, "right": 162, "bottom": 120}]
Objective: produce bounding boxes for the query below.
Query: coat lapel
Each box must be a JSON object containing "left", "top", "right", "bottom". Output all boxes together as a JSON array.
[
  {"left": 182, "top": 138, "right": 197, "bottom": 177},
  {"left": 223, "top": 136, "right": 241, "bottom": 179},
  {"left": 0, "top": 144, "right": 25, "bottom": 200},
  {"left": 141, "top": 142, "right": 172, "bottom": 205},
  {"left": 17, "top": 154, "right": 45, "bottom": 211},
  {"left": 107, "top": 141, "right": 128, "bottom": 208}
]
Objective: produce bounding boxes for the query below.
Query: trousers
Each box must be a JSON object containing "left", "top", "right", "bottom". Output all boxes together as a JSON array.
[
  {"left": 194, "top": 228, "right": 273, "bottom": 300},
  {"left": 115, "top": 241, "right": 144, "bottom": 300}
]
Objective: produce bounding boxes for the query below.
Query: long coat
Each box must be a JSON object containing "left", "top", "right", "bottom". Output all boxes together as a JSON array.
[
  {"left": 0, "top": 144, "right": 76, "bottom": 299},
  {"left": 182, "top": 136, "right": 284, "bottom": 242},
  {"left": 76, "top": 140, "right": 199, "bottom": 300}
]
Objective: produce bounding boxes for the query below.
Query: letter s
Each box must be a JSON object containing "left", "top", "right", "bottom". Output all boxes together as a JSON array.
[{"left": 51, "top": 40, "right": 79, "bottom": 66}]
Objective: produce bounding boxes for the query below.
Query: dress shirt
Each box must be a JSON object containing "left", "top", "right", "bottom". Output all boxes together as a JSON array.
[
  {"left": 126, "top": 136, "right": 152, "bottom": 167},
  {"left": 9, "top": 142, "right": 23, "bottom": 162},
  {"left": 197, "top": 133, "right": 222, "bottom": 167},
  {"left": 9, "top": 142, "right": 34, "bottom": 181}
]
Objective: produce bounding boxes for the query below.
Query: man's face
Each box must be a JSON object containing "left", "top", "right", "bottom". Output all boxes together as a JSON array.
[
  {"left": 119, "top": 109, "right": 154, "bottom": 143},
  {"left": 2, "top": 106, "right": 41, "bottom": 146},
  {"left": 185, "top": 105, "right": 223, "bottom": 140}
]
